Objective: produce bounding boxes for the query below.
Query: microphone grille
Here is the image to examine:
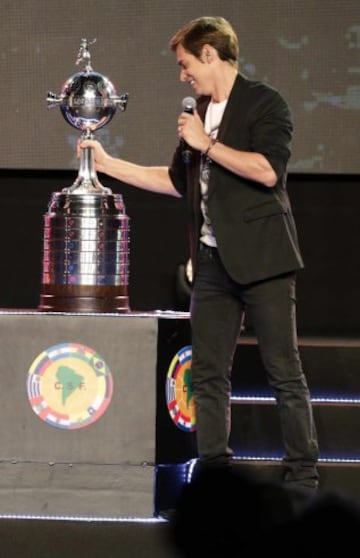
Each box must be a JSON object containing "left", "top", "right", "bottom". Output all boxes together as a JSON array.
[{"left": 182, "top": 96, "right": 197, "bottom": 112}]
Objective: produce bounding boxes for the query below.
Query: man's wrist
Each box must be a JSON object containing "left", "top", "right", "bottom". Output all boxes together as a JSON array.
[{"left": 203, "top": 136, "right": 218, "bottom": 157}]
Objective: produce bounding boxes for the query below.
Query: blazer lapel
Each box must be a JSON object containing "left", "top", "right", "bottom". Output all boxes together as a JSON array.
[{"left": 217, "top": 73, "right": 248, "bottom": 143}]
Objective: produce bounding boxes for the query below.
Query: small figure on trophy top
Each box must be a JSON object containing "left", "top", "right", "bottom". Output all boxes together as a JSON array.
[{"left": 76, "top": 38, "right": 96, "bottom": 74}]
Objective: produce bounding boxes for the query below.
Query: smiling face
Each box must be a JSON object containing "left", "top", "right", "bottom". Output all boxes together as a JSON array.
[{"left": 175, "top": 44, "right": 214, "bottom": 97}]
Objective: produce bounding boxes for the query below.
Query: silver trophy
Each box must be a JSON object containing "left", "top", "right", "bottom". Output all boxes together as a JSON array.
[{"left": 39, "top": 39, "right": 131, "bottom": 313}]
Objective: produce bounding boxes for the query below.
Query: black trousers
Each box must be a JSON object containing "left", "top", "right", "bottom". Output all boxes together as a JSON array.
[{"left": 190, "top": 244, "right": 319, "bottom": 487}]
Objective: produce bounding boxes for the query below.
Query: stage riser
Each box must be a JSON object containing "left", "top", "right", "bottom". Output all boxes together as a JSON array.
[
  {"left": 0, "top": 462, "right": 155, "bottom": 517},
  {"left": 0, "top": 311, "right": 165, "bottom": 518},
  {"left": 0, "top": 310, "right": 360, "bottom": 521},
  {"left": 0, "top": 313, "right": 157, "bottom": 464}
]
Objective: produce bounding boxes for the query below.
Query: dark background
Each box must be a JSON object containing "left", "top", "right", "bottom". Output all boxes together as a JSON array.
[
  {"left": 0, "top": 1, "right": 359, "bottom": 335},
  {"left": 0, "top": 170, "right": 359, "bottom": 336}
]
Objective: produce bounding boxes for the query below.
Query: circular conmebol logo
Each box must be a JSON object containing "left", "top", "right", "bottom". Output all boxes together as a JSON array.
[
  {"left": 166, "top": 345, "right": 196, "bottom": 432},
  {"left": 27, "top": 342, "right": 113, "bottom": 430}
]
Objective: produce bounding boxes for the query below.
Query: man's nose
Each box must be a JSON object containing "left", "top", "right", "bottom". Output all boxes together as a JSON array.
[{"left": 180, "top": 68, "right": 187, "bottom": 82}]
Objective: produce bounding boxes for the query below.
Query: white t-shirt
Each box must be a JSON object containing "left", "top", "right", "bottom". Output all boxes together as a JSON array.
[{"left": 200, "top": 99, "right": 228, "bottom": 247}]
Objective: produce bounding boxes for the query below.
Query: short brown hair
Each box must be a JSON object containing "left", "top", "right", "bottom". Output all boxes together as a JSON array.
[{"left": 169, "top": 16, "right": 239, "bottom": 68}]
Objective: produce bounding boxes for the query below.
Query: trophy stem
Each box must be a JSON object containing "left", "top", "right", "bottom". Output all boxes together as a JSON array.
[{"left": 63, "top": 132, "right": 111, "bottom": 195}]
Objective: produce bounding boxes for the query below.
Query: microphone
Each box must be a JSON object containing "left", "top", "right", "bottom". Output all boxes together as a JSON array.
[{"left": 181, "top": 96, "right": 197, "bottom": 164}]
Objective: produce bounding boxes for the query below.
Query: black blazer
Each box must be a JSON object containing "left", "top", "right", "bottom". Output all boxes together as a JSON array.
[{"left": 169, "top": 73, "right": 304, "bottom": 285}]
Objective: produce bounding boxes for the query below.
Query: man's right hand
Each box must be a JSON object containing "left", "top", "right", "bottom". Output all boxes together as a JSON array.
[{"left": 77, "top": 138, "right": 111, "bottom": 173}]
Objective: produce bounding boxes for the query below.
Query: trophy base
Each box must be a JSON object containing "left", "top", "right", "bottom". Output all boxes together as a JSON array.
[
  {"left": 38, "top": 284, "right": 130, "bottom": 314},
  {"left": 39, "top": 191, "right": 130, "bottom": 314}
]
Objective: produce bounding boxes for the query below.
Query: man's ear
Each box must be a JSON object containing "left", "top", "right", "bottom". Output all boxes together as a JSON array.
[{"left": 201, "top": 44, "right": 213, "bottom": 63}]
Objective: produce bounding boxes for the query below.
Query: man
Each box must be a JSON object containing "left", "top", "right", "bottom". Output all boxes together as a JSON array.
[{"left": 81, "top": 16, "right": 319, "bottom": 490}]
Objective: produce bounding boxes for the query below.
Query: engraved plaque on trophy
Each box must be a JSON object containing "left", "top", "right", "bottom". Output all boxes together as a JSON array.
[{"left": 39, "top": 39, "right": 130, "bottom": 313}]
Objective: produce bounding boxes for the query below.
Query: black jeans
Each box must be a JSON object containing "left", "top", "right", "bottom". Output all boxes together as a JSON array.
[{"left": 190, "top": 244, "right": 319, "bottom": 487}]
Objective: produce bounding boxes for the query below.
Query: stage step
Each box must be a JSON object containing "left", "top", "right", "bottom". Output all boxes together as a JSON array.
[
  {"left": 230, "top": 398, "right": 360, "bottom": 458},
  {"left": 155, "top": 330, "right": 360, "bottom": 517},
  {"left": 233, "top": 335, "right": 360, "bottom": 397},
  {"left": 156, "top": 332, "right": 360, "bottom": 463},
  {"left": 155, "top": 457, "right": 360, "bottom": 517}
]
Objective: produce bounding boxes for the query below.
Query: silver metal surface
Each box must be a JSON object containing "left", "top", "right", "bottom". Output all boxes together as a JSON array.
[
  {"left": 42, "top": 193, "right": 129, "bottom": 287},
  {"left": 47, "top": 38, "right": 128, "bottom": 194}
]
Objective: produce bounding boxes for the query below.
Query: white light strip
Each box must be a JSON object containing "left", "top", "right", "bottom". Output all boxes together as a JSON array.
[
  {"left": 0, "top": 513, "right": 165, "bottom": 523},
  {"left": 231, "top": 395, "right": 360, "bottom": 405},
  {"left": 0, "top": 309, "right": 190, "bottom": 319},
  {"left": 232, "top": 456, "right": 360, "bottom": 464}
]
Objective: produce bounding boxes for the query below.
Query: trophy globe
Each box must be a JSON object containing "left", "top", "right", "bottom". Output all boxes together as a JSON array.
[{"left": 47, "top": 38, "right": 129, "bottom": 193}]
